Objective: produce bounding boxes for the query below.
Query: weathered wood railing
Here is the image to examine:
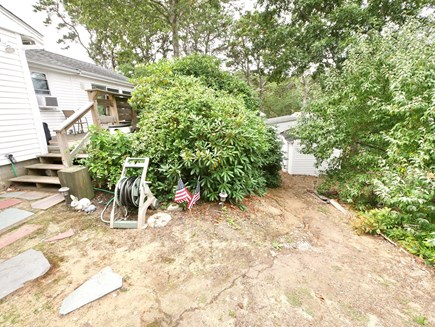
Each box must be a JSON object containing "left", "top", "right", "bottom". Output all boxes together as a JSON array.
[{"left": 53, "top": 101, "right": 100, "bottom": 167}]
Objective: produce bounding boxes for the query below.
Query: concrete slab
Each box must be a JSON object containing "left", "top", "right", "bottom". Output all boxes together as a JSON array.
[
  {"left": 13, "top": 191, "right": 51, "bottom": 201},
  {"left": 0, "top": 249, "right": 50, "bottom": 300},
  {"left": 45, "top": 229, "right": 74, "bottom": 242},
  {"left": 0, "top": 208, "right": 34, "bottom": 234},
  {"left": 0, "top": 192, "right": 26, "bottom": 198},
  {"left": 0, "top": 224, "right": 41, "bottom": 249},
  {"left": 0, "top": 199, "right": 22, "bottom": 210},
  {"left": 59, "top": 267, "right": 122, "bottom": 315},
  {"left": 31, "top": 194, "right": 64, "bottom": 210}
]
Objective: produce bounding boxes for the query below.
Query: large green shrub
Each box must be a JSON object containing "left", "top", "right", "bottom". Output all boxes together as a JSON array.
[
  {"left": 86, "top": 55, "right": 282, "bottom": 202},
  {"left": 131, "top": 74, "right": 276, "bottom": 202}
]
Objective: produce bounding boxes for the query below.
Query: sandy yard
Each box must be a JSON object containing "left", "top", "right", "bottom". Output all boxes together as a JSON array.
[{"left": 0, "top": 174, "right": 433, "bottom": 327}]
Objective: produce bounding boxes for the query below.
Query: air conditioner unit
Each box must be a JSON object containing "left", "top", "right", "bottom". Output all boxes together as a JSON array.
[{"left": 36, "top": 95, "right": 59, "bottom": 108}]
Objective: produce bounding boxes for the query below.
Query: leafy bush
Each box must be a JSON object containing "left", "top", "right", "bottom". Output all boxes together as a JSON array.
[
  {"left": 131, "top": 54, "right": 259, "bottom": 111},
  {"left": 86, "top": 55, "right": 282, "bottom": 202},
  {"left": 297, "top": 20, "right": 435, "bottom": 263},
  {"left": 85, "top": 127, "right": 133, "bottom": 188},
  {"left": 131, "top": 74, "right": 276, "bottom": 202}
]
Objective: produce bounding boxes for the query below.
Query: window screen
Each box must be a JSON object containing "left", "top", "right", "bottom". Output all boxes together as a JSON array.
[{"left": 31, "top": 72, "right": 50, "bottom": 95}]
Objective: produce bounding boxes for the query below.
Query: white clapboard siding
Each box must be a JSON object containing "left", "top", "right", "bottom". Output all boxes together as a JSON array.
[
  {"left": 287, "top": 140, "right": 320, "bottom": 176},
  {"left": 29, "top": 68, "right": 133, "bottom": 134},
  {"left": 0, "top": 28, "right": 46, "bottom": 166}
]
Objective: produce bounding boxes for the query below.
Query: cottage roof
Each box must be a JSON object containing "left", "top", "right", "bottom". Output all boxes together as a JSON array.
[
  {"left": 26, "top": 49, "right": 129, "bottom": 84},
  {"left": 266, "top": 112, "right": 300, "bottom": 125},
  {"left": 0, "top": 5, "right": 43, "bottom": 44}
]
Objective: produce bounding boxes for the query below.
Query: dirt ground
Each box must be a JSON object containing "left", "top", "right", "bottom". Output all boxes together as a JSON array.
[{"left": 0, "top": 174, "right": 433, "bottom": 327}]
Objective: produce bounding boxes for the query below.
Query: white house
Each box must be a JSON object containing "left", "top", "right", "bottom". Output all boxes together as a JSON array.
[
  {"left": 267, "top": 113, "right": 339, "bottom": 176},
  {"left": 0, "top": 5, "right": 133, "bottom": 189},
  {"left": 26, "top": 49, "right": 132, "bottom": 135}
]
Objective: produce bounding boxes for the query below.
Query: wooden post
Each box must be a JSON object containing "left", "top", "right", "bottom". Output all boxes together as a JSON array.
[
  {"left": 57, "top": 130, "right": 72, "bottom": 167},
  {"left": 108, "top": 94, "right": 119, "bottom": 124},
  {"left": 88, "top": 90, "right": 101, "bottom": 130},
  {"left": 58, "top": 166, "right": 94, "bottom": 200}
]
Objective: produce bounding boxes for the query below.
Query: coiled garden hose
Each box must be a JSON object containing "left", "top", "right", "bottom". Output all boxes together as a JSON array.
[{"left": 99, "top": 177, "right": 141, "bottom": 224}]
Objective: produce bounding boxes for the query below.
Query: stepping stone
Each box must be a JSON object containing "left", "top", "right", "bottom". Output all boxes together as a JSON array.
[
  {"left": 59, "top": 267, "right": 122, "bottom": 315},
  {"left": 45, "top": 229, "right": 74, "bottom": 242},
  {"left": 0, "top": 192, "right": 25, "bottom": 198},
  {"left": 13, "top": 191, "right": 50, "bottom": 201},
  {"left": 31, "top": 194, "right": 64, "bottom": 210},
  {"left": 0, "top": 208, "right": 34, "bottom": 234},
  {"left": 0, "top": 249, "right": 50, "bottom": 300},
  {"left": 0, "top": 224, "right": 41, "bottom": 249},
  {"left": 0, "top": 199, "right": 22, "bottom": 210}
]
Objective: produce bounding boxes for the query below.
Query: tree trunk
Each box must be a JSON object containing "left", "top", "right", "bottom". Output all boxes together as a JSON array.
[{"left": 169, "top": 0, "right": 180, "bottom": 57}]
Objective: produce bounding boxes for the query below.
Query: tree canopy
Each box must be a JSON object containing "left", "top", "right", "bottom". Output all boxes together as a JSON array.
[{"left": 295, "top": 20, "right": 435, "bottom": 263}]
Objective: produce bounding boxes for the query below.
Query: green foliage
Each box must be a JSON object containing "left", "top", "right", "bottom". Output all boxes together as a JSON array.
[
  {"left": 261, "top": 127, "right": 283, "bottom": 188},
  {"left": 85, "top": 127, "right": 132, "bottom": 189},
  {"left": 261, "top": 81, "right": 302, "bottom": 117},
  {"left": 131, "top": 54, "right": 259, "bottom": 111},
  {"left": 259, "top": 0, "right": 433, "bottom": 77},
  {"left": 86, "top": 55, "right": 282, "bottom": 202},
  {"left": 35, "top": 0, "right": 234, "bottom": 68},
  {"left": 131, "top": 74, "right": 273, "bottom": 202},
  {"left": 298, "top": 20, "right": 435, "bottom": 264}
]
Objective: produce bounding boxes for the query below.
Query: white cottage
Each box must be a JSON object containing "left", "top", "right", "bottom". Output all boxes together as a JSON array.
[
  {"left": 0, "top": 5, "right": 133, "bottom": 189},
  {"left": 26, "top": 49, "right": 132, "bottom": 135},
  {"left": 267, "top": 113, "right": 339, "bottom": 176}
]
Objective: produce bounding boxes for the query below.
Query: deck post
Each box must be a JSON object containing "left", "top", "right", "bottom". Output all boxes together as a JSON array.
[
  {"left": 88, "top": 90, "right": 101, "bottom": 130},
  {"left": 57, "top": 131, "right": 72, "bottom": 167},
  {"left": 108, "top": 94, "right": 120, "bottom": 124}
]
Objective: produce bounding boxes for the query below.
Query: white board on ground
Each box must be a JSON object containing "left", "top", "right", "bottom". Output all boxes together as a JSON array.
[
  {"left": 59, "top": 267, "right": 123, "bottom": 315},
  {"left": 0, "top": 249, "right": 50, "bottom": 300}
]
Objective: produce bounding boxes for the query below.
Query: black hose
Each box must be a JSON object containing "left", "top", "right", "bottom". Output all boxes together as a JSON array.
[{"left": 115, "top": 176, "right": 141, "bottom": 208}]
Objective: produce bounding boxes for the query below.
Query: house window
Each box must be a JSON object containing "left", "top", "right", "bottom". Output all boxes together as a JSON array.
[
  {"left": 31, "top": 72, "right": 50, "bottom": 95},
  {"left": 91, "top": 83, "right": 106, "bottom": 90},
  {"left": 107, "top": 87, "right": 119, "bottom": 93}
]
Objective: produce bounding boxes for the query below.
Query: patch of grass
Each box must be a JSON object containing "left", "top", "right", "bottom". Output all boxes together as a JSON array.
[
  {"left": 341, "top": 304, "right": 368, "bottom": 323},
  {"left": 286, "top": 288, "right": 313, "bottom": 307},
  {"left": 1, "top": 306, "right": 20, "bottom": 325},
  {"left": 271, "top": 241, "right": 282, "bottom": 251},
  {"left": 304, "top": 307, "right": 315, "bottom": 317},
  {"left": 412, "top": 315, "right": 428, "bottom": 326},
  {"left": 226, "top": 217, "right": 241, "bottom": 230},
  {"left": 198, "top": 294, "right": 207, "bottom": 304},
  {"left": 286, "top": 292, "right": 302, "bottom": 307},
  {"left": 228, "top": 310, "right": 236, "bottom": 318}
]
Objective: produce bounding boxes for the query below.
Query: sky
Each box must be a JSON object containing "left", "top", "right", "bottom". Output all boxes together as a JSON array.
[{"left": 1, "top": 0, "right": 93, "bottom": 62}]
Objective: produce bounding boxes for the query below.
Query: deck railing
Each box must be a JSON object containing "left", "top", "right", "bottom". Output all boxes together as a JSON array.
[{"left": 53, "top": 101, "right": 100, "bottom": 167}]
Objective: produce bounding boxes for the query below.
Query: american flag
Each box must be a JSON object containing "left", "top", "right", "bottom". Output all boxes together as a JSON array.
[
  {"left": 187, "top": 179, "right": 200, "bottom": 209},
  {"left": 174, "top": 178, "right": 192, "bottom": 203}
]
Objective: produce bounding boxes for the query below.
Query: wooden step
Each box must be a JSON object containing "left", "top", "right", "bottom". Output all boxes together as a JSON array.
[
  {"left": 38, "top": 153, "right": 89, "bottom": 162},
  {"left": 38, "top": 153, "right": 88, "bottom": 159},
  {"left": 9, "top": 175, "right": 60, "bottom": 186},
  {"left": 48, "top": 145, "right": 60, "bottom": 153},
  {"left": 25, "top": 163, "right": 65, "bottom": 171}
]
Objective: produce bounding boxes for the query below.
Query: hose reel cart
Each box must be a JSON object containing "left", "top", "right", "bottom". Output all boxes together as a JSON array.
[{"left": 110, "top": 157, "right": 158, "bottom": 229}]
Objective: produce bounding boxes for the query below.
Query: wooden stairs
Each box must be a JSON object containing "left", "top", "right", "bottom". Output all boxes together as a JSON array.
[{"left": 9, "top": 142, "right": 88, "bottom": 189}]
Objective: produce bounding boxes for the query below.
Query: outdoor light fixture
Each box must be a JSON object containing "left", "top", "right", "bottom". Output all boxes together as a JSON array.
[
  {"left": 219, "top": 192, "right": 228, "bottom": 203},
  {"left": 5, "top": 45, "right": 15, "bottom": 54},
  {"left": 58, "top": 187, "right": 71, "bottom": 206}
]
